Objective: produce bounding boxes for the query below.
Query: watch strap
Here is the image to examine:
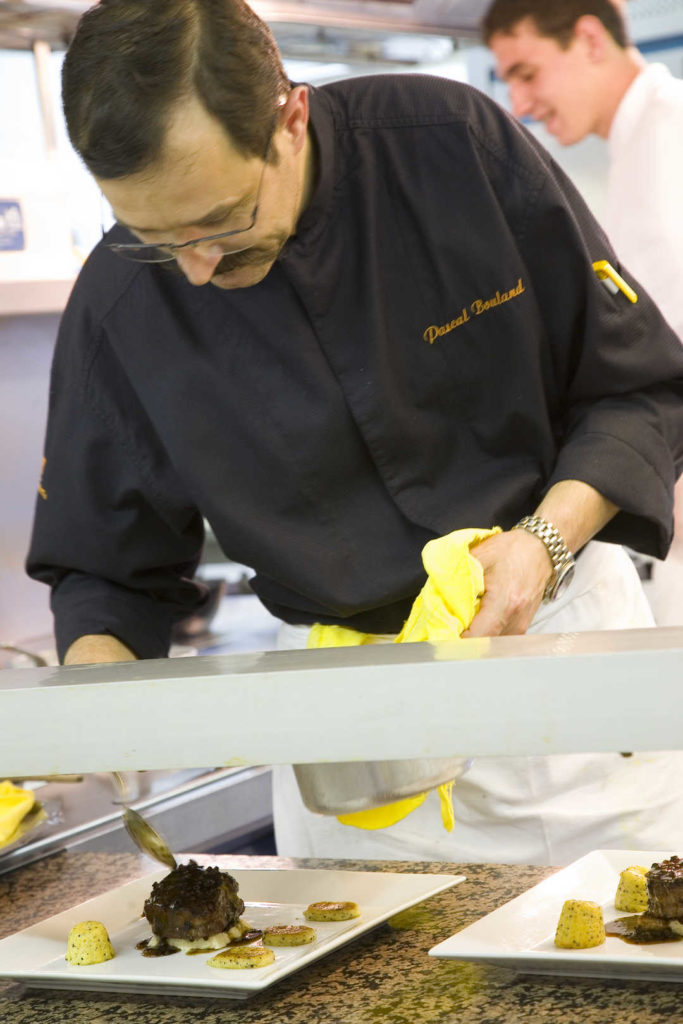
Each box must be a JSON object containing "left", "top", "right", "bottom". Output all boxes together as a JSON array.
[{"left": 512, "top": 514, "right": 575, "bottom": 601}]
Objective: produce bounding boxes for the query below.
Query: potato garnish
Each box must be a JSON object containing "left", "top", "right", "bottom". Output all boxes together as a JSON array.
[
  {"left": 65, "top": 920, "right": 115, "bottom": 965},
  {"left": 614, "top": 865, "right": 649, "bottom": 913},
  {"left": 554, "top": 899, "right": 605, "bottom": 949},
  {"left": 262, "top": 924, "right": 316, "bottom": 946},
  {"left": 207, "top": 945, "right": 275, "bottom": 969},
  {"left": 304, "top": 900, "right": 361, "bottom": 922}
]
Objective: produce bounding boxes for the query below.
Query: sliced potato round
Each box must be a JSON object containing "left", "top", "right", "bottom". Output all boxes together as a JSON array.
[
  {"left": 304, "top": 900, "right": 361, "bottom": 922},
  {"left": 207, "top": 945, "right": 275, "bottom": 969},
  {"left": 262, "top": 924, "right": 317, "bottom": 946}
]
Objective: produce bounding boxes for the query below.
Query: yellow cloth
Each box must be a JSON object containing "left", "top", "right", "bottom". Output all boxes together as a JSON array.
[
  {"left": 308, "top": 526, "right": 500, "bottom": 830},
  {"left": 0, "top": 780, "right": 35, "bottom": 844}
]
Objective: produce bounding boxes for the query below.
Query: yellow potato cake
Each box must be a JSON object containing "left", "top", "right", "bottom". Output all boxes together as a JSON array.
[
  {"left": 262, "top": 924, "right": 317, "bottom": 946},
  {"left": 65, "top": 920, "right": 115, "bottom": 965},
  {"left": 207, "top": 945, "right": 275, "bottom": 969},
  {"left": 304, "top": 900, "right": 361, "bottom": 922}
]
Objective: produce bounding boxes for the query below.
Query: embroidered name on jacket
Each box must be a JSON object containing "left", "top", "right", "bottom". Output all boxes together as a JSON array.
[{"left": 423, "top": 278, "right": 525, "bottom": 344}]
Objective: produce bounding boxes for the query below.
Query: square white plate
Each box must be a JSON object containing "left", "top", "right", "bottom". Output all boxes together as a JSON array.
[
  {"left": 0, "top": 865, "right": 464, "bottom": 999},
  {"left": 430, "top": 849, "right": 682, "bottom": 982}
]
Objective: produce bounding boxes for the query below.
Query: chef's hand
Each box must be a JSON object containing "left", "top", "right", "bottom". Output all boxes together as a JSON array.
[
  {"left": 463, "top": 528, "right": 552, "bottom": 637},
  {"left": 463, "top": 479, "right": 620, "bottom": 638}
]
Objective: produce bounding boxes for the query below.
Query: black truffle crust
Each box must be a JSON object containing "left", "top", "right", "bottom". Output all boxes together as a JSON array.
[
  {"left": 647, "top": 855, "right": 683, "bottom": 920},
  {"left": 143, "top": 860, "right": 245, "bottom": 940}
]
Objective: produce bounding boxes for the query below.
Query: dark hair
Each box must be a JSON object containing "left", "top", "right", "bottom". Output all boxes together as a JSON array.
[
  {"left": 62, "top": 0, "right": 290, "bottom": 179},
  {"left": 481, "top": 0, "right": 630, "bottom": 49}
]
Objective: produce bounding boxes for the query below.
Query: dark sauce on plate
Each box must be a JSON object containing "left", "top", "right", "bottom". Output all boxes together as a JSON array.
[
  {"left": 136, "top": 937, "right": 179, "bottom": 958},
  {"left": 605, "top": 915, "right": 683, "bottom": 945}
]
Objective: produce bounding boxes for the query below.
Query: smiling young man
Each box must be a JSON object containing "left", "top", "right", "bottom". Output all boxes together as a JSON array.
[
  {"left": 482, "top": 0, "right": 683, "bottom": 341},
  {"left": 483, "top": 0, "right": 637, "bottom": 144},
  {"left": 27, "top": 0, "right": 683, "bottom": 863}
]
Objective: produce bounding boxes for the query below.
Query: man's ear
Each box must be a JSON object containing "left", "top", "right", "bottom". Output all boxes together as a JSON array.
[
  {"left": 279, "top": 85, "right": 310, "bottom": 154},
  {"left": 573, "top": 14, "right": 613, "bottom": 62}
]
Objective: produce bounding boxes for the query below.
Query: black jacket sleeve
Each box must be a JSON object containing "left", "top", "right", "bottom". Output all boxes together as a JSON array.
[
  {"left": 480, "top": 116, "right": 683, "bottom": 556},
  {"left": 26, "top": 293, "right": 208, "bottom": 661}
]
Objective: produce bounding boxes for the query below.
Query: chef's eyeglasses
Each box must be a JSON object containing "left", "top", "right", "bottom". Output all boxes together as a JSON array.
[{"left": 105, "top": 129, "right": 275, "bottom": 264}]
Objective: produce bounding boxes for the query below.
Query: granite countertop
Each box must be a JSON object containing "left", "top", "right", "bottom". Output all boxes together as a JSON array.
[{"left": 1, "top": 852, "right": 681, "bottom": 1024}]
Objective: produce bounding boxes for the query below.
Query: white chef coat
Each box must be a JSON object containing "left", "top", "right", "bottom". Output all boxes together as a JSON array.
[
  {"left": 272, "top": 541, "right": 683, "bottom": 865},
  {"left": 604, "top": 63, "right": 683, "bottom": 342},
  {"left": 604, "top": 63, "right": 683, "bottom": 625}
]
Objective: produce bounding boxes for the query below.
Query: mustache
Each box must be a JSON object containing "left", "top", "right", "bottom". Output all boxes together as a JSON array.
[{"left": 213, "top": 236, "right": 288, "bottom": 277}]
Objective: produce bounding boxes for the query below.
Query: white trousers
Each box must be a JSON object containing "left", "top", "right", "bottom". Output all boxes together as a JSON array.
[
  {"left": 648, "top": 476, "right": 683, "bottom": 626},
  {"left": 273, "top": 541, "right": 683, "bottom": 865}
]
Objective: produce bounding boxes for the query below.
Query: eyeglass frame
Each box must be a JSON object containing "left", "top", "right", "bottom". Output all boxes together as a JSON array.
[{"left": 105, "top": 123, "right": 277, "bottom": 264}]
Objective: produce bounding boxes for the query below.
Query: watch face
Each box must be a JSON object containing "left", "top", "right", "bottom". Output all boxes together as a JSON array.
[{"left": 551, "top": 561, "right": 575, "bottom": 600}]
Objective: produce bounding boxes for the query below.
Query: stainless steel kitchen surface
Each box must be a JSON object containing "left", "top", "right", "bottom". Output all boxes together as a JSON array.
[
  {"left": 0, "top": 766, "right": 273, "bottom": 877},
  {"left": 1, "top": 586, "right": 281, "bottom": 876},
  {"left": 3, "top": 619, "right": 683, "bottom": 876},
  {"left": 4, "top": 625, "right": 683, "bottom": 773}
]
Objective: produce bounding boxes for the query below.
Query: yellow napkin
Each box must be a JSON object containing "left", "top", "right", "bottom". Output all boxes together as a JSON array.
[
  {"left": 0, "top": 779, "right": 36, "bottom": 844},
  {"left": 308, "top": 526, "right": 500, "bottom": 830}
]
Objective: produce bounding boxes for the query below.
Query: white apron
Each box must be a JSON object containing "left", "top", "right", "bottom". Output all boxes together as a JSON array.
[{"left": 272, "top": 541, "right": 683, "bottom": 864}]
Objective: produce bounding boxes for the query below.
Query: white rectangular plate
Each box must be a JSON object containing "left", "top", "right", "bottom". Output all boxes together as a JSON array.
[
  {"left": 0, "top": 866, "right": 464, "bottom": 999},
  {"left": 430, "top": 849, "right": 682, "bottom": 982}
]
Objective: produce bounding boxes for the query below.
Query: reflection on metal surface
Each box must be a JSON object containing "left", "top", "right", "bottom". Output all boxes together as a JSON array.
[
  {"left": 0, "top": 644, "right": 48, "bottom": 668},
  {"left": 0, "top": 767, "right": 273, "bottom": 876},
  {"left": 0, "top": 798, "right": 62, "bottom": 855}
]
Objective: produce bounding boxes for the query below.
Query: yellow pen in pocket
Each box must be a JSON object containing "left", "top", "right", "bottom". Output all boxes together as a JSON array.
[{"left": 593, "top": 259, "right": 638, "bottom": 303}]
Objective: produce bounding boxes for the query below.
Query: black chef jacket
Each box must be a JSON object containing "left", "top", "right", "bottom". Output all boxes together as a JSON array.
[{"left": 27, "top": 74, "right": 683, "bottom": 661}]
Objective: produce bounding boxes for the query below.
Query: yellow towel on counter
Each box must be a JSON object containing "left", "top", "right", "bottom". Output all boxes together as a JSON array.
[
  {"left": 308, "top": 526, "right": 500, "bottom": 831},
  {"left": 0, "top": 779, "right": 36, "bottom": 844}
]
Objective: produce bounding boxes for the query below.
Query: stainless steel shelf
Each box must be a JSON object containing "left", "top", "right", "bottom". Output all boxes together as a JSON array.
[
  {"left": 0, "top": 766, "right": 272, "bottom": 876},
  {"left": 2, "top": 627, "right": 682, "bottom": 776}
]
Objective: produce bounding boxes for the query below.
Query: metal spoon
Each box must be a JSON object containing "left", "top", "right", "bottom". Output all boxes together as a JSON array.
[
  {"left": 111, "top": 771, "right": 177, "bottom": 870},
  {"left": 122, "top": 806, "right": 177, "bottom": 870},
  {"left": 0, "top": 643, "right": 49, "bottom": 667}
]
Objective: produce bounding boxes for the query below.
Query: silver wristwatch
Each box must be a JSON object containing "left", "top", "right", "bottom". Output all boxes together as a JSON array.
[{"left": 512, "top": 514, "right": 576, "bottom": 602}]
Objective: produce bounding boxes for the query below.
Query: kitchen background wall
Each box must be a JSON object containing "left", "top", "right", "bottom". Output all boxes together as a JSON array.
[{"left": 1, "top": 0, "right": 682, "bottom": 645}]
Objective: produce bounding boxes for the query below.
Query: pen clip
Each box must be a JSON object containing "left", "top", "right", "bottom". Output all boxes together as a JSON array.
[{"left": 593, "top": 260, "right": 638, "bottom": 303}]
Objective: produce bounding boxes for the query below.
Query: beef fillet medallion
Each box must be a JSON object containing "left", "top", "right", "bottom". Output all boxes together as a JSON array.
[
  {"left": 140, "top": 860, "right": 248, "bottom": 955},
  {"left": 647, "top": 855, "right": 683, "bottom": 921}
]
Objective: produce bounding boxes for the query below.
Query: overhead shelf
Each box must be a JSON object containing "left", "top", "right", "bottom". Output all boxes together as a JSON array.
[{"left": 1, "top": 627, "right": 682, "bottom": 776}]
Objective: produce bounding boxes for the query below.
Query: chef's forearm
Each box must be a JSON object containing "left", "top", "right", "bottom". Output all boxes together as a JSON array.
[
  {"left": 63, "top": 634, "right": 138, "bottom": 665},
  {"left": 534, "top": 479, "right": 619, "bottom": 556}
]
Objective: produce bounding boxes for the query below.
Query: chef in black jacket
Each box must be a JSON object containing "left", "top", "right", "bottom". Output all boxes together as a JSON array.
[{"left": 27, "top": 0, "right": 683, "bottom": 862}]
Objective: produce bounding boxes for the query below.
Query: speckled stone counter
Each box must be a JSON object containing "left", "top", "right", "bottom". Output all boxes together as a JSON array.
[{"left": 1, "top": 852, "right": 680, "bottom": 1023}]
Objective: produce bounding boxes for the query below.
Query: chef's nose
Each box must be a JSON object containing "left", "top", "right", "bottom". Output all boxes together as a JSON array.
[
  {"left": 175, "top": 244, "right": 224, "bottom": 286},
  {"left": 508, "top": 81, "right": 533, "bottom": 119}
]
